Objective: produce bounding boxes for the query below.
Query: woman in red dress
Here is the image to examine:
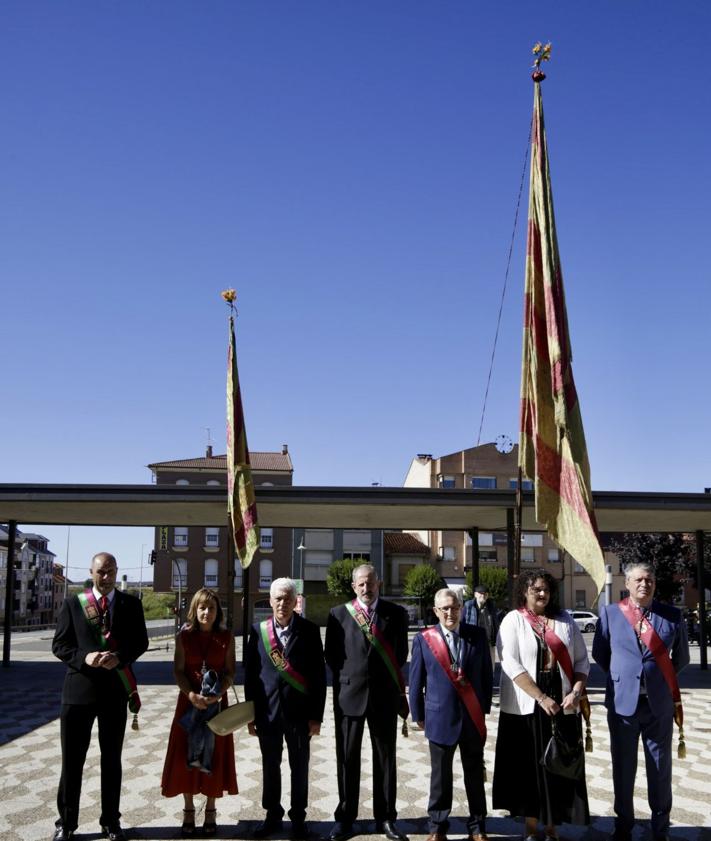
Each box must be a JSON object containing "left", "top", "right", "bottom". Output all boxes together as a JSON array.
[{"left": 161, "top": 588, "right": 238, "bottom": 836}]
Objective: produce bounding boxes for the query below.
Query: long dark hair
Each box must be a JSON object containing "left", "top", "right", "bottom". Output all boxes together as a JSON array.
[
  {"left": 514, "top": 568, "right": 561, "bottom": 618},
  {"left": 186, "top": 588, "right": 225, "bottom": 632}
]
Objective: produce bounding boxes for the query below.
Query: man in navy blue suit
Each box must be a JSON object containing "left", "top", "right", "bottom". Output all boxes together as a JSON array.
[
  {"left": 593, "top": 562, "right": 689, "bottom": 841},
  {"left": 409, "top": 589, "right": 493, "bottom": 841},
  {"left": 245, "top": 577, "right": 326, "bottom": 840}
]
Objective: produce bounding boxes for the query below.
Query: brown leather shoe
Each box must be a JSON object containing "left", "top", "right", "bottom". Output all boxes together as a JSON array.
[
  {"left": 468, "top": 834, "right": 489, "bottom": 841},
  {"left": 426, "top": 834, "right": 447, "bottom": 841}
]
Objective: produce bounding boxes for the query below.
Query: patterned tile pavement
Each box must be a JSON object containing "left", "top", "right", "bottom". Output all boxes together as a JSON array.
[{"left": 1, "top": 633, "right": 710, "bottom": 841}]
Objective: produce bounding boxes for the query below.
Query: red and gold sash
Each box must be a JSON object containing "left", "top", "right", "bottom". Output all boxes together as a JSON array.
[
  {"left": 519, "top": 608, "right": 575, "bottom": 684},
  {"left": 345, "top": 600, "right": 410, "bottom": 720},
  {"left": 77, "top": 590, "right": 141, "bottom": 719},
  {"left": 421, "top": 626, "right": 487, "bottom": 743},
  {"left": 260, "top": 619, "right": 308, "bottom": 694}
]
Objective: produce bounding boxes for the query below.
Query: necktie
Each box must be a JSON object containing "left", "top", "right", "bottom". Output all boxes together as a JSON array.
[
  {"left": 99, "top": 595, "right": 110, "bottom": 632},
  {"left": 447, "top": 632, "right": 459, "bottom": 664},
  {"left": 99, "top": 595, "right": 109, "bottom": 613}
]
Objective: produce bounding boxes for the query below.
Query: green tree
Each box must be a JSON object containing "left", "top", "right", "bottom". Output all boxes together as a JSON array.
[
  {"left": 464, "top": 565, "right": 509, "bottom": 608},
  {"left": 403, "top": 564, "right": 444, "bottom": 620},
  {"left": 610, "top": 533, "right": 694, "bottom": 603},
  {"left": 326, "top": 558, "right": 362, "bottom": 597}
]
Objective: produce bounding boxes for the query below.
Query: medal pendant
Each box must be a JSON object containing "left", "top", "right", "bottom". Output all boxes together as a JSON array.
[
  {"left": 457, "top": 669, "right": 468, "bottom": 686},
  {"left": 450, "top": 663, "right": 458, "bottom": 672},
  {"left": 201, "top": 661, "right": 207, "bottom": 675}
]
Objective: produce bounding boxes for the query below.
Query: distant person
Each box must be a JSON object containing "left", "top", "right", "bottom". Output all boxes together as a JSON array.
[
  {"left": 325, "top": 564, "right": 409, "bottom": 841},
  {"left": 52, "top": 552, "right": 148, "bottom": 841},
  {"left": 593, "top": 562, "right": 689, "bottom": 841},
  {"left": 462, "top": 585, "right": 499, "bottom": 666},
  {"left": 161, "top": 588, "right": 237, "bottom": 837},
  {"left": 493, "top": 569, "right": 590, "bottom": 841},
  {"left": 409, "top": 588, "right": 493, "bottom": 841},
  {"left": 245, "top": 577, "right": 326, "bottom": 839}
]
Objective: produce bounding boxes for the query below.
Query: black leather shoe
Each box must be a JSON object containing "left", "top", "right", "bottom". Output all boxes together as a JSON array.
[
  {"left": 51, "top": 829, "right": 74, "bottom": 841},
  {"left": 102, "top": 826, "right": 127, "bottom": 841},
  {"left": 376, "top": 821, "right": 409, "bottom": 841},
  {"left": 253, "top": 819, "right": 284, "bottom": 839},
  {"left": 328, "top": 824, "right": 355, "bottom": 841},
  {"left": 291, "top": 821, "right": 310, "bottom": 840}
]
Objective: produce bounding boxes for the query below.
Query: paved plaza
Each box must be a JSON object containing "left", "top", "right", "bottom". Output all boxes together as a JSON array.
[{"left": 1, "top": 631, "right": 710, "bottom": 841}]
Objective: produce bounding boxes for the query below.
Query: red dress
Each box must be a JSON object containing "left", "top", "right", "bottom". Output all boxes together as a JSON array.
[{"left": 161, "top": 628, "right": 238, "bottom": 797}]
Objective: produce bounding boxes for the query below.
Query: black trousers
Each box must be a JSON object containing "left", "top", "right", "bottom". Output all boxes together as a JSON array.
[
  {"left": 427, "top": 717, "right": 486, "bottom": 834},
  {"left": 258, "top": 716, "right": 311, "bottom": 823},
  {"left": 334, "top": 700, "right": 398, "bottom": 825},
  {"left": 56, "top": 700, "right": 127, "bottom": 831}
]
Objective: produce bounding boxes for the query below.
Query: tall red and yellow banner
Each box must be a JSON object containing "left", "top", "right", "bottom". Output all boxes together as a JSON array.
[
  {"left": 224, "top": 291, "right": 259, "bottom": 568},
  {"left": 519, "top": 68, "right": 606, "bottom": 598}
]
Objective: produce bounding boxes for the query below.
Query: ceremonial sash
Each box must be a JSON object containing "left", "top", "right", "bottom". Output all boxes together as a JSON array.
[
  {"left": 421, "top": 627, "right": 487, "bottom": 743},
  {"left": 345, "top": 600, "right": 409, "bottom": 717},
  {"left": 259, "top": 619, "right": 308, "bottom": 694},
  {"left": 519, "top": 608, "right": 575, "bottom": 684},
  {"left": 617, "top": 599, "right": 682, "bottom": 708},
  {"left": 77, "top": 590, "right": 141, "bottom": 715}
]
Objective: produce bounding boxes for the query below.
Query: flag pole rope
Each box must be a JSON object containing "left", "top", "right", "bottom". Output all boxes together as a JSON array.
[{"left": 475, "top": 124, "right": 531, "bottom": 447}]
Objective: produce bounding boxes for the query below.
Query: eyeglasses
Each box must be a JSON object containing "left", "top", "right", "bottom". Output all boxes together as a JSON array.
[{"left": 436, "top": 605, "right": 461, "bottom": 613}]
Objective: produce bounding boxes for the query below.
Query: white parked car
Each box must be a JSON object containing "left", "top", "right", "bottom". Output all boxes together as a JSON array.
[{"left": 566, "top": 610, "right": 599, "bottom": 633}]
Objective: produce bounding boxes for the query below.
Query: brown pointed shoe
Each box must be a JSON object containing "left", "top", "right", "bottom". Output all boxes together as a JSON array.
[
  {"left": 426, "top": 834, "right": 447, "bottom": 841},
  {"left": 468, "top": 834, "right": 489, "bottom": 841}
]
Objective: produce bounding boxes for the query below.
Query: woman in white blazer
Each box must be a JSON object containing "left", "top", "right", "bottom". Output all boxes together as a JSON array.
[{"left": 492, "top": 569, "right": 590, "bottom": 841}]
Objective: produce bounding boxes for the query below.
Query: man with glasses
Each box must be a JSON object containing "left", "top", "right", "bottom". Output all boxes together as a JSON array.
[
  {"left": 593, "top": 562, "right": 689, "bottom": 841},
  {"left": 409, "top": 589, "right": 493, "bottom": 841}
]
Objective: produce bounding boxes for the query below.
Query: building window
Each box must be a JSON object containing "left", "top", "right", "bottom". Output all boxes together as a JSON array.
[
  {"left": 575, "top": 589, "right": 586, "bottom": 608},
  {"left": 205, "top": 527, "right": 220, "bottom": 548},
  {"left": 438, "top": 475, "right": 456, "bottom": 489},
  {"left": 575, "top": 562, "right": 585, "bottom": 573},
  {"left": 343, "top": 552, "right": 371, "bottom": 562},
  {"left": 174, "top": 527, "right": 188, "bottom": 547},
  {"left": 521, "top": 547, "right": 535, "bottom": 563},
  {"left": 441, "top": 546, "right": 456, "bottom": 562},
  {"left": 548, "top": 549, "right": 560, "bottom": 563},
  {"left": 303, "top": 550, "right": 332, "bottom": 581},
  {"left": 259, "top": 559, "right": 273, "bottom": 591},
  {"left": 479, "top": 550, "right": 497, "bottom": 563},
  {"left": 471, "top": 477, "right": 497, "bottom": 490},
  {"left": 260, "top": 528, "right": 274, "bottom": 549},
  {"left": 521, "top": 533, "right": 543, "bottom": 547},
  {"left": 509, "top": 478, "right": 534, "bottom": 490},
  {"left": 172, "top": 558, "right": 187, "bottom": 590},
  {"left": 204, "top": 559, "right": 218, "bottom": 588},
  {"left": 304, "top": 529, "right": 334, "bottom": 550},
  {"left": 233, "top": 564, "right": 243, "bottom": 590}
]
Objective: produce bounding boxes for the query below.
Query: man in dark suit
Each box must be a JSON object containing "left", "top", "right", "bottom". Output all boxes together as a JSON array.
[
  {"left": 324, "top": 563, "right": 409, "bottom": 841},
  {"left": 51, "top": 552, "right": 148, "bottom": 841},
  {"left": 409, "top": 588, "right": 493, "bottom": 841},
  {"left": 593, "top": 561, "right": 689, "bottom": 841},
  {"left": 245, "top": 577, "right": 326, "bottom": 840},
  {"left": 461, "top": 585, "right": 499, "bottom": 668}
]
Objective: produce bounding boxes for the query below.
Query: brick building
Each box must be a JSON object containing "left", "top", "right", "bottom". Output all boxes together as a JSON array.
[
  {"left": 0, "top": 526, "right": 56, "bottom": 627},
  {"left": 403, "top": 442, "right": 622, "bottom": 610},
  {"left": 148, "top": 445, "right": 293, "bottom": 626}
]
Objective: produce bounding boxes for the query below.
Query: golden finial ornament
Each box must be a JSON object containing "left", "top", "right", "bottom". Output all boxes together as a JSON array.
[{"left": 531, "top": 41, "right": 552, "bottom": 82}]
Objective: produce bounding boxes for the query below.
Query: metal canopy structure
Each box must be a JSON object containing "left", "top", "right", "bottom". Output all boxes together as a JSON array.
[{"left": 1, "top": 483, "right": 710, "bottom": 533}]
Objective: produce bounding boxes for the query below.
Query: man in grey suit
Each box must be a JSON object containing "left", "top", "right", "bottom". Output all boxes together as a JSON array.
[{"left": 592, "top": 561, "right": 689, "bottom": 841}]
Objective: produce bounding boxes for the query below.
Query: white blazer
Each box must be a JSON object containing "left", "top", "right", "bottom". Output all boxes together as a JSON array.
[{"left": 497, "top": 609, "right": 589, "bottom": 715}]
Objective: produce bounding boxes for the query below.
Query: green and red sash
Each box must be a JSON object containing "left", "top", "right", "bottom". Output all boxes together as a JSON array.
[
  {"left": 618, "top": 598, "right": 682, "bottom": 711},
  {"left": 259, "top": 619, "right": 308, "bottom": 694},
  {"left": 421, "top": 626, "right": 487, "bottom": 743},
  {"left": 345, "top": 600, "right": 409, "bottom": 718},
  {"left": 519, "top": 608, "right": 575, "bottom": 684},
  {"left": 77, "top": 590, "right": 141, "bottom": 715}
]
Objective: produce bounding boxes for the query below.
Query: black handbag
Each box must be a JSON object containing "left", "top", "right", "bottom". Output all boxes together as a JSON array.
[{"left": 540, "top": 716, "right": 585, "bottom": 780}]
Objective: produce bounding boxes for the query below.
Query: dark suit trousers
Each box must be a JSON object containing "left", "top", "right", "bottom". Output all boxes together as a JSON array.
[
  {"left": 57, "top": 699, "right": 127, "bottom": 831},
  {"left": 608, "top": 696, "right": 673, "bottom": 837},
  {"left": 427, "top": 718, "right": 486, "bottom": 833},
  {"left": 334, "top": 700, "right": 398, "bottom": 824},
  {"left": 258, "top": 716, "right": 310, "bottom": 823}
]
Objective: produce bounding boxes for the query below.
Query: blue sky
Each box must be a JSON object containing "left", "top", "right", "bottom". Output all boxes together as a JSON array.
[{"left": 2, "top": 2, "right": 709, "bottom": 580}]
